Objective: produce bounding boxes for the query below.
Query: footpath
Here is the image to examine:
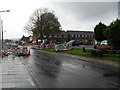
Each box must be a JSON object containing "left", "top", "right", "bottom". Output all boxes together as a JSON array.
[{"left": 0, "top": 55, "right": 37, "bottom": 88}]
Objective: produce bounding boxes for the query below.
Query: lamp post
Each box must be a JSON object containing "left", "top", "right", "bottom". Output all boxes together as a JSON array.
[
  {"left": 0, "top": 10, "right": 10, "bottom": 58},
  {"left": 118, "top": 1, "right": 120, "bottom": 20}
]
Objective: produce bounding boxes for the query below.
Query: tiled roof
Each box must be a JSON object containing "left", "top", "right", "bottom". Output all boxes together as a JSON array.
[{"left": 67, "top": 30, "right": 93, "bottom": 35}]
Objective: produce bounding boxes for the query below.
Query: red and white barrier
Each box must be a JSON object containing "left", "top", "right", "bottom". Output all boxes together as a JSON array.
[
  {"left": 55, "top": 44, "right": 72, "bottom": 51},
  {"left": 2, "top": 47, "right": 31, "bottom": 56},
  {"left": 37, "top": 43, "right": 55, "bottom": 49}
]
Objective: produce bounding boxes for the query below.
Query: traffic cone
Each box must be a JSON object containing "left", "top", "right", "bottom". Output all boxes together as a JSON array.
[
  {"left": 26, "top": 49, "right": 30, "bottom": 56},
  {"left": 1, "top": 51, "right": 4, "bottom": 57}
]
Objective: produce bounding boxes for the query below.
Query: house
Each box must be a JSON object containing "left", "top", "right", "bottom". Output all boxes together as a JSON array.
[
  {"left": 32, "top": 30, "right": 94, "bottom": 44},
  {"left": 45, "top": 31, "right": 68, "bottom": 43},
  {"left": 20, "top": 35, "right": 32, "bottom": 44},
  {"left": 67, "top": 30, "right": 94, "bottom": 43}
]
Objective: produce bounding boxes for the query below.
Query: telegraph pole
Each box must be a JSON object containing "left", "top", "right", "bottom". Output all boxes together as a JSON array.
[
  {"left": 1, "top": 21, "right": 3, "bottom": 51},
  {"left": 0, "top": 10, "right": 10, "bottom": 58},
  {"left": 118, "top": 1, "right": 120, "bottom": 20},
  {"left": 0, "top": 13, "right": 2, "bottom": 58}
]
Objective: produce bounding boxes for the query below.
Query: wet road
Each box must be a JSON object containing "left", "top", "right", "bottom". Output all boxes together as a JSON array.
[{"left": 1, "top": 49, "right": 119, "bottom": 88}]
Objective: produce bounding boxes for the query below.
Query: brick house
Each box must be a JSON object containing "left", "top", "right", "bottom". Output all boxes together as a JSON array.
[
  {"left": 32, "top": 30, "right": 94, "bottom": 44},
  {"left": 67, "top": 30, "right": 94, "bottom": 43},
  {"left": 46, "top": 31, "right": 68, "bottom": 43}
]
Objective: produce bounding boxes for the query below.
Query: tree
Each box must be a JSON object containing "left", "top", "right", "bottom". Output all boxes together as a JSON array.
[
  {"left": 25, "top": 8, "right": 61, "bottom": 43},
  {"left": 104, "top": 19, "right": 120, "bottom": 50},
  {"left": 40, "top": 12, "right": 61, "bottom": 43},
  {"left": 94, "top": 22, "right": 107, "bottom": 43},
  {"left": 25, "top": 8, "right": 47, "bottom": 43}
]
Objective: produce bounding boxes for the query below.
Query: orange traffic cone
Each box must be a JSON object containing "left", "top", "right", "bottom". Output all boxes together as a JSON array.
[
  {"left": 26, "top": 49, "right": 30, "bottom": 56},
  {"left": 1, "top": 51, "right": 4, "bottom": 57}
]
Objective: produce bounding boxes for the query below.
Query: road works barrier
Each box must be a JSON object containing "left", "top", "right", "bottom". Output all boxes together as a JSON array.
[
  {"left": 33, "top": 43, "right": 55, "bottom": 49},
  {"left": 55, "top": 44, "right": 72, "bottom": 51},
  {"left": 2, "top": 47, "right": 30, "bottom": 57},
  {"left": 45, "top": 43, "right": 55, "bottom": 49},
  {"left": 95, "top": 45, "right": 113, "bottom": 50},
  {"left": 34, "top": 45, "right": 41, "bottom": 49}
]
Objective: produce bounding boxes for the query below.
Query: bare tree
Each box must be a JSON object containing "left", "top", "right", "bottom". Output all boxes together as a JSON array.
[{"left": 25, "top": 8, "right": 61, "bottom": 43}]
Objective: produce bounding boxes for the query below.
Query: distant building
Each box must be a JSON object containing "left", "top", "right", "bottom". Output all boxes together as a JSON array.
[
  {"left": 67, "top": 30, "right": 94, "bottom": 43},
  {"left": 32, "top": 30, "right": 94, "bottom": 44},
  {"left": 45, "top": 31, "right": 68, "bottom": 43},
  {"left": 32, "top": 33, "right": 38, "bottom": 43},
  {"left": 20, "top": 35, "right": 32, "bottom": 44}
]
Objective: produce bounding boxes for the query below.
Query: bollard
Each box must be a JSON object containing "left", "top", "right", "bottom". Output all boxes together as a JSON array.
[
  {"left": 1, "top": 51, "right": 4, "bottom": 57},
  {"left": 26, "top": 49, "right": 30, "bottom": 56},
  {"left": 82, "top": 47, "right": 86, "bottom": 52}
]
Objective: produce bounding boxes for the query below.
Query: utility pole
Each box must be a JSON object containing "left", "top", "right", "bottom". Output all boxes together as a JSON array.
[
  {"left": 0, "top": 10, "right": 10, "bottom": 58},
  {"left": 1, "top": 21, "right": 3, "bottom": 51},
  {"left": 118, "top": 1, "right": 120, "bottom": 20}
]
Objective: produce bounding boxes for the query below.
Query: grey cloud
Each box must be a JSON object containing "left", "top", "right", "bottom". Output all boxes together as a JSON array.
[
  {"left": 48, "top": 2, "right": 118, "bottom": 30},
  {"left": 55, "top": 2, "right": 117, "bottom": 20}
]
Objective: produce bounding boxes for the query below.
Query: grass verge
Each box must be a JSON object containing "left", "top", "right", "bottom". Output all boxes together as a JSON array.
[{"left": 41, "top": 48, "right": 120, "bottom": 63}]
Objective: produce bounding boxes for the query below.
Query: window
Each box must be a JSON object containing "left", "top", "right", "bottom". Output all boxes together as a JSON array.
[{"left": 77, "top": 35, "right": 79, "bottom": 37}]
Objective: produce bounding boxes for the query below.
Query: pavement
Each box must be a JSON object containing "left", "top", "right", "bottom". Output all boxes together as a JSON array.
[{"left": 0, "top": 55, "right": 38, "bottom": 88}]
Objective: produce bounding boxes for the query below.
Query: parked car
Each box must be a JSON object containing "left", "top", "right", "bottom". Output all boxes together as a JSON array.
[
  {"left": 67, "top": 40, "right": 81, "bottom": 46},
  {"left": 100, "top": 40, "right": 108, "bottom": 45}
]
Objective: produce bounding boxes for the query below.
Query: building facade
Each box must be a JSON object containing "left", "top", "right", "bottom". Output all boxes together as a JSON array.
[
  {"left": 67, "top": 30, "right": 94, "bottom": 43},
  {"left": 20, "top": 35, "right": 32, "bottom": 44},
  {"left": 32, "top": 30, "right": 94, "bottom": 44}
]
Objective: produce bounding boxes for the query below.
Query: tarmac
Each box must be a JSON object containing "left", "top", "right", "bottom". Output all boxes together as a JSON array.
[
  {"left": 0, "top": 49, "right": 119, "bottom": 89},
  {"left": 59, "top": 53, "right": 120, "bottom": 68}
]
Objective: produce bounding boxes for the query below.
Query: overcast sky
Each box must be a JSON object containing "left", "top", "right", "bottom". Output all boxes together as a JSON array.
[{"left": 0, "top": 0, "right": 119, "bottom": 39}]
